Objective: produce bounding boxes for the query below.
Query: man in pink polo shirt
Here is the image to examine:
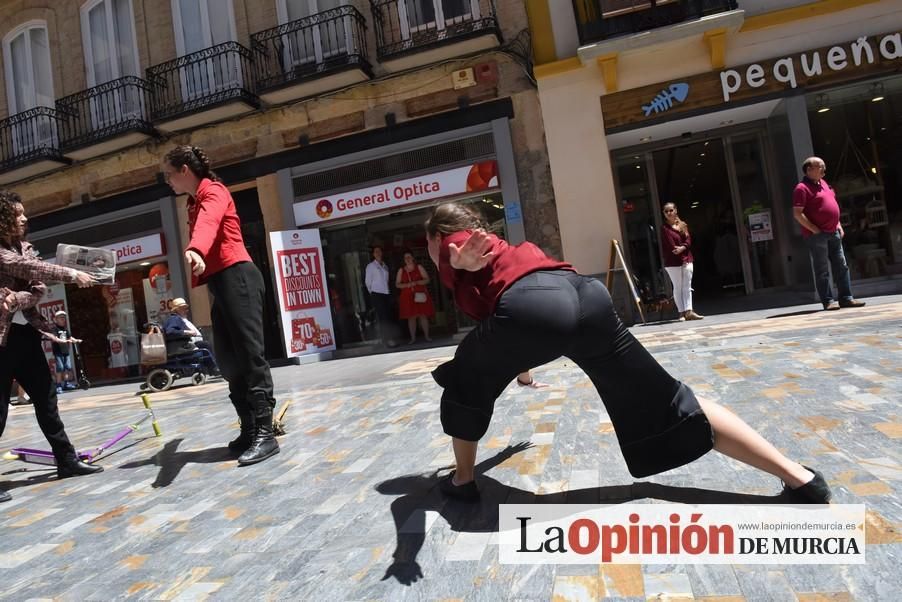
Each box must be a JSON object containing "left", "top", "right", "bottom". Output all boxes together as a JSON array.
[{"left": 793, "top": 156, "right": 866, "bottom": 311}]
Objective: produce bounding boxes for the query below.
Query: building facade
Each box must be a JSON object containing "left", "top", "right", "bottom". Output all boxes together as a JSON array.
[
  {"left": 0, "top": 0, "right": 560, "bottom": 381},
  {"left": 528, "top": 0, "right": 902, "bottom": 320}
]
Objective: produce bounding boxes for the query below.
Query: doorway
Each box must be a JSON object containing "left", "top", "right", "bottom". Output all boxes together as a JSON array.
[
  {"left": 653, "top": 139, "right": 743, "bottom": 297},
  {"left": 320, "top": 195, "right": 505, "bottom": 349},
  {"left": 231, "top": 188, "right": 283, "bottom": 360},
  {"left": 614, "top": 129, "right": 787, "bottom": 307}
]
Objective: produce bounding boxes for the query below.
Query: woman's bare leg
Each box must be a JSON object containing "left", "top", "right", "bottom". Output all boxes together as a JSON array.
[
  {"left": 419, "top": 316, "right": 431, "bottom": 341},
  {"left": 407, "top": 318, "right": 416, "bottom": 343},
  {"left": 451, "top": 437, "right": 478, "bottom": 484},
  {"left": 699, "top": 398, "right": 813, "bottom": 488}
]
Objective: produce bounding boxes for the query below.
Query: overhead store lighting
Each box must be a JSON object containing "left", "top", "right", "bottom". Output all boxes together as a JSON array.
[{"left": 870, "top": 82, "right": 885, "bottom": 102}]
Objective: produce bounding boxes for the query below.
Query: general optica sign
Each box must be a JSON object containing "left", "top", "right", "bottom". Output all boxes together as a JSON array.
[{"left": 293, "top": 161, "right": 499, "bottom": 226}]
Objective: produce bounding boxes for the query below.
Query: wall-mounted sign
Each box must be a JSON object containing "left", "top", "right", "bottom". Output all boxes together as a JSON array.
[
  {"left": 642, "top": 83, "right": 690, "bottom": 116},
  {"left": 748, "top": 210, "right": 773, "bottom": 243},
  {"left": 601, "top": 32, "right": 901, "bottom": 132},
  {"left": 294, "top": 161, "right": 499, "bottom": 226},
  {"left": 103, "top": 233, "right": 165, "bottom": 264}
]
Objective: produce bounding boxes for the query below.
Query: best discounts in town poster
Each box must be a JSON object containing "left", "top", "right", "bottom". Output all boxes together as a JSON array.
[{"left": 269, "top": 230, "right": 336, "bottom": 357}]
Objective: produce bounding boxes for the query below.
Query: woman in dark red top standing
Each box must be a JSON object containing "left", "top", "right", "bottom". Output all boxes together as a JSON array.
[
  {"left": 426, "top": 203, "right": 829, "bottom": 503},
  {"left": 660, "top": 202, "right": 703, "bottom": 321},
  {"left": 162, "top": 146, "right": 279, "bottom": 466}
]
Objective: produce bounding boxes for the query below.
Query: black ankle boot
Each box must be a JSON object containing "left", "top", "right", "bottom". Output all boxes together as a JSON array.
[
  {"left": 237, "top": 412, "right": 280, "bottom": 466},
  {"left": 438, "top": 471, "right": 480, "bottom": 502},
  {"left": 228, "top": 419, "right": 255, "bottom": 455},
  {"left": 57, "top": 459, "right": 104, "bottom": 479},
  {"left": 783, "top": 465, "right": 832, "bottom": 503}
]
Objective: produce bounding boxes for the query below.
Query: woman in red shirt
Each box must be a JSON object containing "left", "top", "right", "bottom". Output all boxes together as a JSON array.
[
  {"left": 395, "top": 250, "right": 435, "bottom": 344},
  {"left": 162, "top": 146, "right": 278, "bottom": 466},
  {"left": 426, "top": 203, "right": 828, "bottom": 504},
  {"left": 660, "top": 202, "right": 703, "bottom": 321}
]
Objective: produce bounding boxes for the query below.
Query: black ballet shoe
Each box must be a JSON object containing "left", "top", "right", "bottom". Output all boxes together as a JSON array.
[{"left": 782, "top": 465, "right": 832, "bottom": 503}]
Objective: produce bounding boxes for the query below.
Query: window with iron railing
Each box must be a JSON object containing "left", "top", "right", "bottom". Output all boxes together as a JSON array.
[
  {"left": 252, "top": 5, "right": 371, "bottom": 92},
  {"left": 370, "top": 0, "right": 499, "bottom": 59},
  {"left": 573, "top": 0, "right": 738, "bottom": 45}
]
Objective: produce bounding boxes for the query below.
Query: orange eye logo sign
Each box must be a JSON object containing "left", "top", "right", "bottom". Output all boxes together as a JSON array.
[
  {"left": 466, "top": 160, "right": 498, "bottom": 192},
  {"left": 316, "top": 199, "right": 333, "bottom": 219}
]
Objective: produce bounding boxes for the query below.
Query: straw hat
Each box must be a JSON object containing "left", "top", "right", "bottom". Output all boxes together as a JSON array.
[{"left": 169, "top": 297, "right": 189, "bottom": 310}]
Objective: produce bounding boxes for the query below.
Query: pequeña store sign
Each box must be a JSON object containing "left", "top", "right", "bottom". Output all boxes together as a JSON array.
[{"left": 601, "top": 32, "right": 901, "bottom": 132}]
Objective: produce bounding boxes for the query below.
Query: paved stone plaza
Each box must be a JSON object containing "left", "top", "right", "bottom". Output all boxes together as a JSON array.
[{"left": 1, "top": 299, "right": 900, "bottom": 601}]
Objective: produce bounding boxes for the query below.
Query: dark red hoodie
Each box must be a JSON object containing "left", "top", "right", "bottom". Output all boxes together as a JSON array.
[{"left": 438, "top": 230, "right": 573, "bottom": 321}]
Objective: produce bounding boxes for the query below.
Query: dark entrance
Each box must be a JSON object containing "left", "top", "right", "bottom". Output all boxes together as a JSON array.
[{"left": 232, "top": 188, "right": 283, "bottom": 360}]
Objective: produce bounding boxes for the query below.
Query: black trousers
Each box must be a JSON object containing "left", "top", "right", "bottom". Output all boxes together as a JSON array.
[
  {"left": 207, "top": 262, "right": 274, "bottom": 422},
  {"left": 370, "top": 292, "right": 399, "bottom": 343},
  {"left": 432, "top": 270, "right": 713, "bottom": 478},
  {"left": 0, "top": 324, "right": 77, "bottom": 462}
]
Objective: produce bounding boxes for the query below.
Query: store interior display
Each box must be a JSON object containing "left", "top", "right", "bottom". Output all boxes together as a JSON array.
[{"left": 808, "top": 75, "right": 902, "bottom": 279}]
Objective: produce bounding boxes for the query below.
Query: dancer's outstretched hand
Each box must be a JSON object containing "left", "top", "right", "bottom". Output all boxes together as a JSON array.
[
  {"left": 382, "top": 561, "right": 423, "bottom": 585},
  {"left": 448, "top": 229, "right": 494, "bottom": 272}
]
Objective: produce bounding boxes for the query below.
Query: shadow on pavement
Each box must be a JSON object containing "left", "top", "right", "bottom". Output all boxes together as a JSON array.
[
  {"left": 766, "top": 309, "right": 824, "bottom": 319},
  {"left": 376, "top": 443, "right": 800, "bottom": 586},
  {"left": 119, "top": 438, "right": 233, "bottom": 488}
]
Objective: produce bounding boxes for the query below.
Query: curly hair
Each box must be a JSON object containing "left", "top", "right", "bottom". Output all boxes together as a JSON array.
[
  {"left": 0, "top": 190, "right": 23, "bottom": 241},
  {"left": 164, "top": 145, "right": 220, "bottom": 182}
]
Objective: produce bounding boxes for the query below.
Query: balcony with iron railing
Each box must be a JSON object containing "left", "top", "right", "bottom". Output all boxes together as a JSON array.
[
  {"left": 252, "top": 6, "right": 372, "bottom": 104},
  {"left": 0, "top": 106, "right": 69, "bottom": 184},
  {"left": 573, "top": 0, "right": 739, "bottom": 45},
  {"left": 57, "top": 76, "right": 156, "bottom": 160},
  {"left": 146, "top": 41, "right": 259, "bottom": 131},
  {"left": 371, "top": 0, "right": 501, "bottom": 72}
]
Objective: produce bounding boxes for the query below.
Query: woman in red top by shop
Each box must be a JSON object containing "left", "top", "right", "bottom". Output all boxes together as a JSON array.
[
  {"left": 395, "top": 251, "right": 435, "bottom": 344},
  {"left": 162, "top": 146, "right": 278, "bottom": 466},
  {"left": 426, "top": 203, "right": 829, "bottom": 504},
  {"left": 660, "top": 202, "right": 703, "bottom": 321}
]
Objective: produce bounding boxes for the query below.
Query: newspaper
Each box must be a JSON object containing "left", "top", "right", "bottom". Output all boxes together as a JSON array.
[{"left": 56, "top": 244, "right": 117, "bottom": 285}]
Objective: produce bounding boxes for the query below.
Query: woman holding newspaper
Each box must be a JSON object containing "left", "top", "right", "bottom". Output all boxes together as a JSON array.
[
  {"left": 0, "top": 191, "right": 103, "bottom": 503},
  {"left": 161, "top": 145, "right": 279, "bottom": 466}
]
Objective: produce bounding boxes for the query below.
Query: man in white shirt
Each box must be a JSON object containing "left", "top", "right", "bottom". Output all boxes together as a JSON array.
[{"left": 364, "top": 246, "right": 397, "bottom": 348}]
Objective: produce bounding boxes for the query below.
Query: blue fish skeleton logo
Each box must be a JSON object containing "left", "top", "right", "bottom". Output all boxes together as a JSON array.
[{"left": 642, "top": 83, "right": 690, "bottom": 116}]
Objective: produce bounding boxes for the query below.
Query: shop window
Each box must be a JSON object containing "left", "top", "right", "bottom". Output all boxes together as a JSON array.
[
  {"left": 808, "top": 75, "right": 902, "bottom": 279},
  {"left": 319, "top": 194, "right": 504, "bottom": 349}
]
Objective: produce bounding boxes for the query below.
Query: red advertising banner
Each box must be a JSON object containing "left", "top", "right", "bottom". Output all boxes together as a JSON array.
[
  {"left": 270, "top": 230, "right": 336, "bottom": 357},
  {"left": 276, "top": 247, "right": 326, "bottom": 311}
]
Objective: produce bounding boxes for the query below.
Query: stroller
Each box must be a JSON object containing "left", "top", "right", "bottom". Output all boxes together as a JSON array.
[{"left": 140, "top": 324, "right": 219, "bottom": 393}]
